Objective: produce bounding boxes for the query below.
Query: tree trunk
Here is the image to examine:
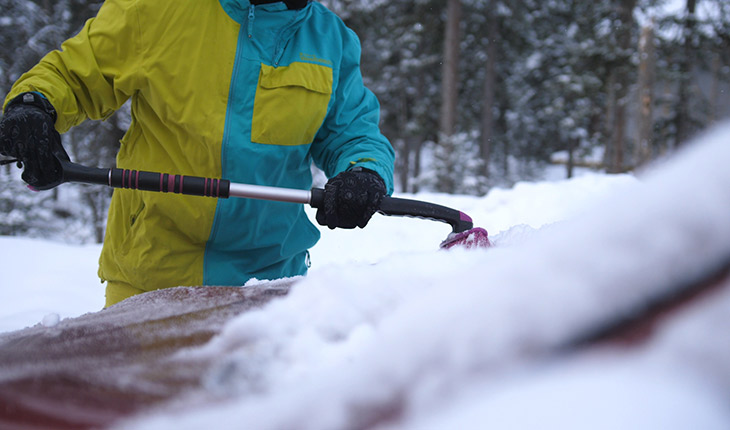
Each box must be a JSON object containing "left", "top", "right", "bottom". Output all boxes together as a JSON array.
[
  {"left": 435, "top": 0, "right": 463, "bottom": 193},
  {"left": 440, "top": 0, "right": 462, "bottom": 139},
  {"left": 397, "top": 88, "right": 409, "bottom": 193},
  {"left": 567, "top": 138, "right": 575, "bottom": 179},
  {"left": 480, "top": 6, "right": 497, "bottom": 180},
  {"left": 608, "top": 77, "right": 627, "bottom": 173},
  {"left": 412, "top": 139, "right": 422, "bottom": 194},
  {"left": 636, "top": 22, "right": 656, "bottom": 166},
  {"left": 603, "top": 72, "right": 616, "bottom": 169},
  {"left": 606, "top": 0, "right": 637, "bottom": 173},
  {"left": 676, "top": 0, "right": 697, "bottom": 147},
  {"left": 709, "top": 53, "right": 720, "bottom": 125}
]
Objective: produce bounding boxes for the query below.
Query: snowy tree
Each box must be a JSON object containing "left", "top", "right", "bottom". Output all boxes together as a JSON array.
[
  {"left": 1, "top": 0, "right": 116, "bottom": 243},
  {"left": 2, "top": 0, "right": 729, "bottom": 243},
  {"left": 495, "top": 2, "right": 614, "bottom": 176},
  {"left": 425, "top": 131, "right": 486, "bottom": 195},
  {"left": 0, "top": 0, "right": 49, "bottom": 93},
  {"left": 330, "top": 0, "right": 445, "bottom": 193},
  {"left": 653, "top": 0, "right": 730, "bottom": 150}
]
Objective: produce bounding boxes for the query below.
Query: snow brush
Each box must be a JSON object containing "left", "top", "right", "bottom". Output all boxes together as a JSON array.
[{"left": 59, "top": 161, "right": 491, "bottom": 249}]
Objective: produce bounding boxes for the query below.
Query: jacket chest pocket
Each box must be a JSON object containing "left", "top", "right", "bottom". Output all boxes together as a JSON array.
[{"left": 251, "top": 62, "right": 333, "bottom": 146}]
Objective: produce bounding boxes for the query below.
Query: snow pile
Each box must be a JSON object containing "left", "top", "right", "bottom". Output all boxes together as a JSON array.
[
  {"left": 115, "top": 122, "right": 730, "bottom": 429},
  {"left": 1, "top": 123, "right": 729, "bottom": 429},
  {"left": 0, "top": 238, "right": 103, "bottom": 333},
  {"left": 0, "top": 158, "right": 630, "bottom": 334}
]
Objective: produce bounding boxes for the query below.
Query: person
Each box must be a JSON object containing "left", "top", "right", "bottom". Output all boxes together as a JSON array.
[{"left": 0, "top": 0, "right": 395, "bottom": 306}]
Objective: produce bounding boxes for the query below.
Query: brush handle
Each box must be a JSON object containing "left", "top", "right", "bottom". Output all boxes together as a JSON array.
[
  {"left": 61, "top": 162, "right": 230, "bottom": 198},
  {"left": 309, "top": 189, "right": 473, "bottom": 233},
  {"left": 378, "top": 196, "right": 474, "bottom": 233},
  {"left": 61, "top": 161, "right": 473, "bottom": 233},
  {"left": 62, "top": 161, "right": 311, "bottom": 204},
  {"left": 111, "top": 168, "right": 230, "bottom": 197}
]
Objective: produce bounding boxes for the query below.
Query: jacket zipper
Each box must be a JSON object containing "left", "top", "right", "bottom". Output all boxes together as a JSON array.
[
  {"left": 273, "top": 10, "right": 301, "bottom": 65},
  {"left": 248, "top": 4, "right": 255, "bottom": 38},
  {"left": 247, "top": 4, "right": 304, "bottom": 66}
]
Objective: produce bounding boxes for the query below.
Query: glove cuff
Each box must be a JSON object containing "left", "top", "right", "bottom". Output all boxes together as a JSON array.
[
  {"left": 5, "top": 92, "right": 57, "bottom": 123},
  {"left": 347, "top": 166, "right": 386, "bottom": 189}
]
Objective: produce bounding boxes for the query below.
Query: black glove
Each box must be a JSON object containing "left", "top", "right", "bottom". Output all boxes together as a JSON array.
[
  {"left": 0, "top": 92, "right": 69, "bottom": 190},
  {"left": 316, "top": 167, "right": 386, "bottom": 230}
]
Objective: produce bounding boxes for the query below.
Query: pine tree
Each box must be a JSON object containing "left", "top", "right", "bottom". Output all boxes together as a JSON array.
[
  {"left": 329, "top": 0, "right": 445, "bottom": 193},
  {"left": 322, "top": 0, "right": 730, "bottom": 188},
  {"left": 654, "top": 0, "right": 729, "bottom": 150},
  {"left": 1, "top": 0, "right": 115, "bottom": 243}
]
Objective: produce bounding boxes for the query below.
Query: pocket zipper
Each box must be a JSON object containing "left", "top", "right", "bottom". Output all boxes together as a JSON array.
[{"left": 130, "top": 202, "right": 145, "bottom": 227}]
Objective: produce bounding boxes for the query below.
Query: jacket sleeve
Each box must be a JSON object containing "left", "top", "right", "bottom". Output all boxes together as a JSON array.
[
  {"left": 310, "top": 28, "right": 395, "bottom": 194},
  {"left": 3, "top": 0, "right": 143, "bottom": 133}
]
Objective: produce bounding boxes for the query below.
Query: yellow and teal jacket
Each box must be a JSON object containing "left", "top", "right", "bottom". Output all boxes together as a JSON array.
[{"left": 3, "top": 0, "right": 395, "bottom": 293}]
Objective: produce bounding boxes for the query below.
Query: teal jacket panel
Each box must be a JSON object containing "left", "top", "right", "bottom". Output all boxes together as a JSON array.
[{"left": 206, "top": 0, "right": 395, "bottom": 285}]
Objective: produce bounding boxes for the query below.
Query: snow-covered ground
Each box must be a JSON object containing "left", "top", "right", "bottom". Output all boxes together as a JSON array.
[
  {"left": 2, "top": 122, "right": 730, "bottom": 429},
  {"left": 0, "top": 162, "right": 634, "bottom": 334}
]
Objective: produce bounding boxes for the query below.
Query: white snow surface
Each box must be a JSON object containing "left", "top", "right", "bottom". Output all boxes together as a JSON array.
[
  {"left": 2, "top": 122, "right": 730, "bottom": 429},
  {"left": 0, "top": 238, "right": 104, "bottom": 333}
]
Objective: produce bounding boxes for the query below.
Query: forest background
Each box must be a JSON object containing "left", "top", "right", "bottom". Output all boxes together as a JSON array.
[{"left": 1, "top": 0, "right": 729, "bottom": 244}]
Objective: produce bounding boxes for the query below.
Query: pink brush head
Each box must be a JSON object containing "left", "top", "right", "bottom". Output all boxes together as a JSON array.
[{"left": 440, "top": 227, "right": 491, "bottom": 250}]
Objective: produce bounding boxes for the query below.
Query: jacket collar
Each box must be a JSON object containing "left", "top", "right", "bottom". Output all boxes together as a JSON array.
[{"left": 219, "top": 0, "right": 290, "bottom": 23}]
